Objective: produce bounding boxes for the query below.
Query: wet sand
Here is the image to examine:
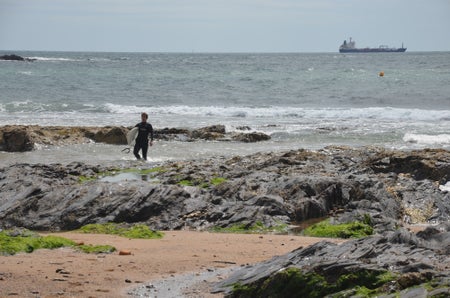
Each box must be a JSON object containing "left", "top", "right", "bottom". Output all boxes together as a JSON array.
[{"left": 0, "top": 230, "right": 345, "bottom": 298}]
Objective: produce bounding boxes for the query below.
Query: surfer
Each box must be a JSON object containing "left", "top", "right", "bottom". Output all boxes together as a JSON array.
[{"left": 133, "top": 112, "right": 154, "bottom": 160}]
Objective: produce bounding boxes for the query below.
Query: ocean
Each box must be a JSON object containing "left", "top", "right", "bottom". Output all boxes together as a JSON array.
[{"left": 1, "top": 51, "right": 449, "bottom": 166}]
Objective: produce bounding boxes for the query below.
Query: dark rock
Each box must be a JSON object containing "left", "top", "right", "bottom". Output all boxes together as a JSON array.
[
  {"left": 236, "top": 126, "right": 251, "bottom": 131},
  {"left": 0, "top": 127, "right": 34, "bottom": 151},
  {"left": 0, "top": 54, "right": 35, "bottom": 62},
  {"left": 155, "top": 127, "right": 190, "bottom": 141},
  {"left": 92, "top": 126, "right": 127, "bottom": 145},
  {"left": 190, "top": 125, "right": 226, "bottom": 140},
  {"left": 369, "top": 149, "right": 450, "bottom": 181},
  {"left": 1, "top": 146, "right": 448, "bottom": 233},
  {"left": 214, "top": 227, "right": 450, "bottom": 296},
  {"left": 1, "top": 147, "right": 450, "bottom": 296},
  {"left": 0, "top": 54, "right": 25, "bottom": 61},
  {"left": 0, "top": 125, "right": 272, "bottom": 151},
  {"left": 231, "top": 132, "right": 271, "bottom": 143}
]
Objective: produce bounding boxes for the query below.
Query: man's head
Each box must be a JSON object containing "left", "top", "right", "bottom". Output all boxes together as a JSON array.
[{"left": 141, "top": 112, "right": 148, "bottom": 122}]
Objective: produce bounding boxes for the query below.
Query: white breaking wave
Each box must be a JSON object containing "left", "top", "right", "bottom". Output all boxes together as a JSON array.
[
  {"left": 27, "top": 56, "right": 81, "bottom": 62},
  {"left": 439, "top": 182, "right": 450, "bottom": 192},
  {"left": 104, "top": 104, "right": 450, "bottom": 121},
  {"left": 28, "top": 56, "right": 121, "bottom": 62},
  {"left": 403, "top": 133, "right": 450, "bottom": 145}
]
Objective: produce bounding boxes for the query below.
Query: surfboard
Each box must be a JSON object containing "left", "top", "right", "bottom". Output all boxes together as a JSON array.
[{"left": 126, "top": 127, "right": 139, "bottom": 146}]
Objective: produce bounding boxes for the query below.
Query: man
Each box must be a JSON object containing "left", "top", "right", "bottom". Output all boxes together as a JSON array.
[{"left": 133, "top": 112, "right": 154, "bottom": 160}]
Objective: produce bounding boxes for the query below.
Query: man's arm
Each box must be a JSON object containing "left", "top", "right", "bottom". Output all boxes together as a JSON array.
[{"left": 149, "top": 124, "right": 154, "bottom": 144}]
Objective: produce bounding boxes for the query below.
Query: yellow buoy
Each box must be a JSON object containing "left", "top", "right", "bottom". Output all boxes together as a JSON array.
[{"left": 379, "top": 71, "right": 384, "bottom": 77}]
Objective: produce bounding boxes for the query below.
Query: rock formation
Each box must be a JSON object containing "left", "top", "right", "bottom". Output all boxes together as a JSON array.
[
  {"left": 0, "top": 54, "right": 36, "bottom": 62},
  {"left": 0, "top": 147, "right": 448, "bottom": 231},
  {"left": 214, "top": 224, "right": 450, "bottom": 297},
  {"left": 0, "top": 125, "right": 271, "bottom": 152},
  {"left": 0, "top": 146, "right": 449, "bottom": 296}
]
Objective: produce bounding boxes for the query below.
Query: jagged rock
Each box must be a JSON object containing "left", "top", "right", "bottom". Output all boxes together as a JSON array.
[
  {"left": 236, "top": 126, "right": 251, "bottom": 131},
  {"left": 0, "top": 125, "right": 271, "bottom": 151},
  {"left": 369, "top": 149, "right": 450, "bottom": 182},
  {"left": 0, "top": 146, "right": 449, "bottom": 297},
  {"left": 155, "top": 127, "right": 190, "bottom": 141},
  {"left": 0, "top": 126, "right": 34, "bottom": 151},
  {"left": 213, "top": 225, "right": 450, "bottom": 296},
  {"left": 0, "top": 147, "right": 449, "bottom": 233},
  {"left": 190, "top": 125, "right": 226, "bottom": 140},
  {"left": 231, "top": 132, "right": 271, "bottom": 143},
  {"left": 92, "top": 126, "right": 127, "bottom": 145}
]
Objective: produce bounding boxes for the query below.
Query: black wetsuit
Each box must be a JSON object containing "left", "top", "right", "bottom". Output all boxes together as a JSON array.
[{"left": 133, "top": 122, "right": 154, "bottom": 160}]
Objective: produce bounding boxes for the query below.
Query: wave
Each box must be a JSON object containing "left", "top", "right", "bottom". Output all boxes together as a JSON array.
[
  {"left": 403, "top": 133, "right": 450, "bottom": 145},
  {"left": 0, "top": 101, "right": 105, "bottom": 113},
  {"left": 104, "top": 104, "right": 450, "bottom": 121},
  {"left": 440, "top": 182, "right": 450, "bottom": 192},
  {"left": 27, "top": 56, "right": 82, "bottom": 62},
  {"left": 3, "top": 101, "right": 449, "bottom": 123},
  {"left": 27, "top": 56, "right": 130, "bottom": 63}
]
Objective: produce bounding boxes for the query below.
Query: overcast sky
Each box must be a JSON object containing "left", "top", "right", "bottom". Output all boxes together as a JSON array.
[{"left": 1, "top": 0, "right": 449, "bottom": 52}]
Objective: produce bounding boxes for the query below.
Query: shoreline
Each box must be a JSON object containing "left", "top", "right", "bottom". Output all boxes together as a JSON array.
[
  {"left": 0, "top": 124, "right": 271, "bottom": 153},
  {"left": 1, "top": 139, "right": 449, "bottom": 296},
  {"left": 0, "top": 231, "right": 346, "bottom": 298}
]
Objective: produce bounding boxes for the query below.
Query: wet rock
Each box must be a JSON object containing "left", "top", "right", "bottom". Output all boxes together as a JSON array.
[
  {"left": 369, "top": 149, "right": 450, "bottom": 182},
  {"left": 155, "top": 127, "right": 190, "bottom": 141},
  {"left": 214, "top": 226, "right": 450, "bottom": 297},
  {"left": 231, "top": 132, "right": 271, "bottom": 143},
  {"left": 0, "top": 54, "right": 36, "bottom": 61},
  {"left": 0, "top": 146, "right": 449, "bottom": 296},
  {"left": 0, "top": 146, "right": 448, "bottom": 233},
  {"left": 92, "top": 126, "right": 127, "bottom": 145},
  {"left": 0, "top": 126, "right": 34, "bottom": 151},
  {"left": 0, "top": 125, "right": 271, "bottom": 151}
]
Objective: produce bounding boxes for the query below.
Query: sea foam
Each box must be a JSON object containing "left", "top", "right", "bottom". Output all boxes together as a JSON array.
[
  {"left": 403, "top": 133, "right": 450, "bottom": 145},
  {"left": 439, "top": 182, "right": 450, "bottom": 192},
  {"left": 104, "top": 104, "right": 450, "bottom": 121},
  {"left": 28, "top": 56, "right": 81, "bottom": 62}
]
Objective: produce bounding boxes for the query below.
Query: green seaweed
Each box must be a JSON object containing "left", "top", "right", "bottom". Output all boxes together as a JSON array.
[
  {"left": 77, "top": 244, "right": 116, "bottom": 254},
  {"left": 210, "top": 177, "right": 227, "bottom": 186},
  {"left": 77, "top": 223, "right": 164, "bottom": 239},
  {"left": 177, "top": 176, "right": 227, "bottom": 188},
  {"left": 211, "top": 221, "right": 288, "bottom": 234},
  {"left": 0, "top": 229, "right": 115, "bottom": 255},
  {"left": 302, "top": 218, "right": 374, "bottom": 239},
  {"left": 178, "top": 179, "right": 194, "bottom": 186},
  {"left": 230, "top": 267, "right": 397, "bottom": 298}
]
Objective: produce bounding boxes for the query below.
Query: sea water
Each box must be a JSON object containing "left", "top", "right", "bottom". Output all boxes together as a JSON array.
[{"left": 1, "top": 51, "right": 449, "bottom": 166}]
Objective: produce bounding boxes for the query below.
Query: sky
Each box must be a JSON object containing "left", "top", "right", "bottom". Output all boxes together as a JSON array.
[{"left": 1, "top": 0, "right": 449, "bottom": 53}]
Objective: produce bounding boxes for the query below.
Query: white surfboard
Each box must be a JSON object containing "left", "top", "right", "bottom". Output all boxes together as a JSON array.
[{"left": 126, "top": 127, "right": 139, "bottom": 146}]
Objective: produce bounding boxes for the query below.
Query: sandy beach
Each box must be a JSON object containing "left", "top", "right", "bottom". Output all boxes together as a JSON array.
[{"left": 0, "top": 231, "right": 345, "bottom": 298}]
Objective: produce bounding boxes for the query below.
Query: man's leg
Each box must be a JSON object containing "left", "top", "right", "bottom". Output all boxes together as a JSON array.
[
  {"left": 141, "top": 143, "right": 149, "bottom": 160},
  {"left": 133, "top": 144, "right": 141, "bottom": 159}
]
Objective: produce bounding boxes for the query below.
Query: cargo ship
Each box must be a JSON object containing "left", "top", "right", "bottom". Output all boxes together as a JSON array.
[{"left": 339, "top": 38, "right": 406, "bottom": 53}]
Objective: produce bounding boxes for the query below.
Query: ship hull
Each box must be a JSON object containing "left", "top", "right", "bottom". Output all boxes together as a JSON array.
[{"left": 339, "top": 48, "right": 407, "bottom": 53}]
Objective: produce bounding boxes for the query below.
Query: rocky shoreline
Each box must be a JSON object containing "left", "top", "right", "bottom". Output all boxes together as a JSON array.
[
  {"left": 0, "top": 125, "right": 270, "bottom": 152},
  {"left": 1, "top": 128, "right": 450, "bottom": 296}
]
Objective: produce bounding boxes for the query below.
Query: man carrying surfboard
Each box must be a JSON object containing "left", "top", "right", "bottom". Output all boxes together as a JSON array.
[{"left": 132, "top": 112, "right": 154, "bottom": 160}]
